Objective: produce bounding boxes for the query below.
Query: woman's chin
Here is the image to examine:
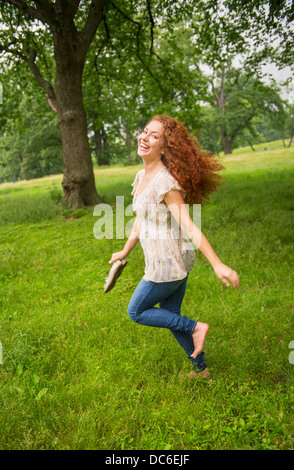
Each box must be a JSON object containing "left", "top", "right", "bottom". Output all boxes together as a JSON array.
[{"left": 138, "top": 149, "right": 149, "bottom": 157}]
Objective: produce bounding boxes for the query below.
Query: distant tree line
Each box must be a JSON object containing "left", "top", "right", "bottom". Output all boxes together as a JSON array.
[
  {"left": 0, "top": 0, "right": 293, "bottom": 202},
  {"left": 0, "top": 76, "right": 292, "bottom": 183}
]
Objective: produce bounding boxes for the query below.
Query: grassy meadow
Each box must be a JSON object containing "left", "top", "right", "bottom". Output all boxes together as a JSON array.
[{"left": 0, "top": 140, "right": 293, "bottom": 450}]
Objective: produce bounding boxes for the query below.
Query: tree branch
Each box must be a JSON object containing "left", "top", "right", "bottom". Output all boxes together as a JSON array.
[
  {"left": 210, "top": 64, "right": 229, "bottom": 112},
  {"left": 81, "top": 0, "right": 109, "bottom": 49},
  {"left": 1, "top": 42, "right": 57, "bottom": 111},
  {"left": 146, "top": 0, "right": 154, "bottom": 56},
  {"left": 219, "top": 64, "right": 226, "bottom": 106},
  {"left": 230, "top": 112, "right": 256, "bottom": 140},
  {"left": 54, "top": 0, "right": 82, "bottom": 19},
  {"left": 111, "top": 1, "right": 165, "bottom": 93},
  {"left": 6, "top": 0, "right": 47, "bottom": 24},
  {"left": 26, "top": 47, "right": 58, "bottom": 111},
  {"left": 46, "top": 93, "right": 57, "bottom": 112},
  {"left": 110, "top": 1, "right": 138, "bottom": 26},
  {"left": 5, "top": 0, "right": 63, "bottom": 28},
  {"left": 210, "top": 79, "right": 221, "bottom": 108},
  {"left": 25, "top": 48, "right": 55, "bottom": 94}
]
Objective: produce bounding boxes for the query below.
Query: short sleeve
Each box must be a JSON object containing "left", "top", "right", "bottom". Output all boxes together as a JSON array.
[
  {"left": 154, "top": 171, "right": 186, "bottom": 205},
  {"left": 131, "top": 170, "right": 144, "bottom": 196}
]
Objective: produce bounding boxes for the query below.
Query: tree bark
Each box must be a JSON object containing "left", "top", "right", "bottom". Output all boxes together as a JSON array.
[
  {"left": 94, "top": 128, "right": 110, "bottom": 166},
  {"left": 220, "top": 129, "right": 233, "bottom": 155},
  {"left": 52, "top": 5, "right": 105, "bottom": 209},
  {"left": 54, "top": 48, "right": 101, "bottom": 208}
]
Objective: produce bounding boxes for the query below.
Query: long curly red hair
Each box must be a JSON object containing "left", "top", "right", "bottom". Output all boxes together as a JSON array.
[{"left": 148, "top": 115, "right": 224, "bottom": 205}]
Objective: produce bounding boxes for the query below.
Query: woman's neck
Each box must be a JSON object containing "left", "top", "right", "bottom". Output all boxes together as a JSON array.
[{"left": 143, "top": 159, "right": 165, "bottom": 176}]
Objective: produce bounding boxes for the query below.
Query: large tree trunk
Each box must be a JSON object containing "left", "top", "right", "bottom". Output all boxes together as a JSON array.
[
  {"left": 220, "top": 129, "right": 233, "bottom": 155},
  {"left": 54, "top": 39, "right": 102, "bottom": 209}
]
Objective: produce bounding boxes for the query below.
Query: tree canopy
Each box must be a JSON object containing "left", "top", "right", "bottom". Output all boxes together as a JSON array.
[{"left": 0, "top": 0, "right": 293, "bottom": 202}]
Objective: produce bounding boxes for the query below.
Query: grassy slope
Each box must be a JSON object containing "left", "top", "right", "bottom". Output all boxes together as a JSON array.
[{"left": 0, "top": 141, "right": 293, "bottom": 450}]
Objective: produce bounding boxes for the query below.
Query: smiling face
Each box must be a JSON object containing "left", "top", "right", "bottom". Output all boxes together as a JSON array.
[{"left": 137, "top": 120, "right": 165, "bottom": 161}]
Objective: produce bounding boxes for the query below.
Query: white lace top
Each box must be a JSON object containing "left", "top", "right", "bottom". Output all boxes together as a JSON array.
[{"left": 131, "top": 166, "right": 196, "bottom": 282}]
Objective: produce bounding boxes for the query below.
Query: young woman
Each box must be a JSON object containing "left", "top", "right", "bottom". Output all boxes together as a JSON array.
[{"left": 109, "top": 115, "right": 239, "bottom": 377}]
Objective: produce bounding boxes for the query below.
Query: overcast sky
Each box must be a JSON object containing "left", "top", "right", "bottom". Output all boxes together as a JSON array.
[{"left": 262, "top": 63, "right": 293, "bottom": 101}]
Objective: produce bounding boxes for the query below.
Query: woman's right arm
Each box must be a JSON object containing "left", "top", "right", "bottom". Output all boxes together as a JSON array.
[
  {"left": 108, "top": 217, "right": 141, "bottom": 264},
  {"left": 164, "top": 190, "right": 239, "bottom": 288}
]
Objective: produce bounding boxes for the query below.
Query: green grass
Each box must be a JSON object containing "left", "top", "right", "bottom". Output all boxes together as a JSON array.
[{"left": 0, "top": 141, "right": 293, "bottom": 450}]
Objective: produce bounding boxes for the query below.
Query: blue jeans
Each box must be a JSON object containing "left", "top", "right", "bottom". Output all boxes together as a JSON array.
[{"left": 127, "top": 275, "right": 207, "bottom": 371}]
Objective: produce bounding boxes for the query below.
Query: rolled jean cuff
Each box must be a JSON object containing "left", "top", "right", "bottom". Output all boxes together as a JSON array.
[
  {"left": 189, "top": 320, "right": 197, "bottom": 335},
  {"left": 192, "top": 351, "right": 207, "bottom": 371}
]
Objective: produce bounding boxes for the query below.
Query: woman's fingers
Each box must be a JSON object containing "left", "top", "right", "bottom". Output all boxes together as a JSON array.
[
  {"left": 214, "top": 264, "right": 239, "bottom": 288},
  {"left": 225, "top": 270, "right": 239, "bottom": 288},
  {"left": 221, "top": 277, "right": 230, "bottom": 287},
  {"left": 234, "top": 274, "right": 239, "bottom": 288},
  {"left": 109, "top": 254, "right": 118, "bottom": 264},
  {"left": 230, "top": 270, "right": 239, "bottom": 288},
  {"left": 109, "top": 251, "right": 126, "bottom": 264}
]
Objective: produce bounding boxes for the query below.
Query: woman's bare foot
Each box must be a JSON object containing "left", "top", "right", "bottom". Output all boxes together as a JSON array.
[
  {"left": 191, "top": 322, "right": 209, "bottom": 359},
  {"left": 187, "top": 369, "right": 211, "bottom": 379}
]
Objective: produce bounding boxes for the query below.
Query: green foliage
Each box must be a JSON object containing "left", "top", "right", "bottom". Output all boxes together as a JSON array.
[
  {"left": 0, "top": 0, "right": 293, "bottom": 176},
  {"left": 0, "top": 95, "right": 62, "bottom": 182},
  {"left": 225, "top": 0, "right": 294, "bottom": 67},
  {"left": 196, "top": 67, "right": 288, "bottom": 153}
]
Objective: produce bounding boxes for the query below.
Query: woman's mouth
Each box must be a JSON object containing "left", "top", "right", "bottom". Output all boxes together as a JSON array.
[{"left": 139, "top": 142, "right": 150, "bottom": 150}]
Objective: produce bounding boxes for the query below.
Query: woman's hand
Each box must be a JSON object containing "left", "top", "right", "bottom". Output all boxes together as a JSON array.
[
  {"left": 109, "top": 250, "right": 128, "bottom": 264},
  {"left": 213, "top": 262, "right": 239, "bottom": 288}
]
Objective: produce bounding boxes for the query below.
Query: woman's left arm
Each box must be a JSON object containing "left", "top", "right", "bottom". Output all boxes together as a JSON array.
[{"left": 164, "top": 190, "right": 239, "bottom": 288}]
